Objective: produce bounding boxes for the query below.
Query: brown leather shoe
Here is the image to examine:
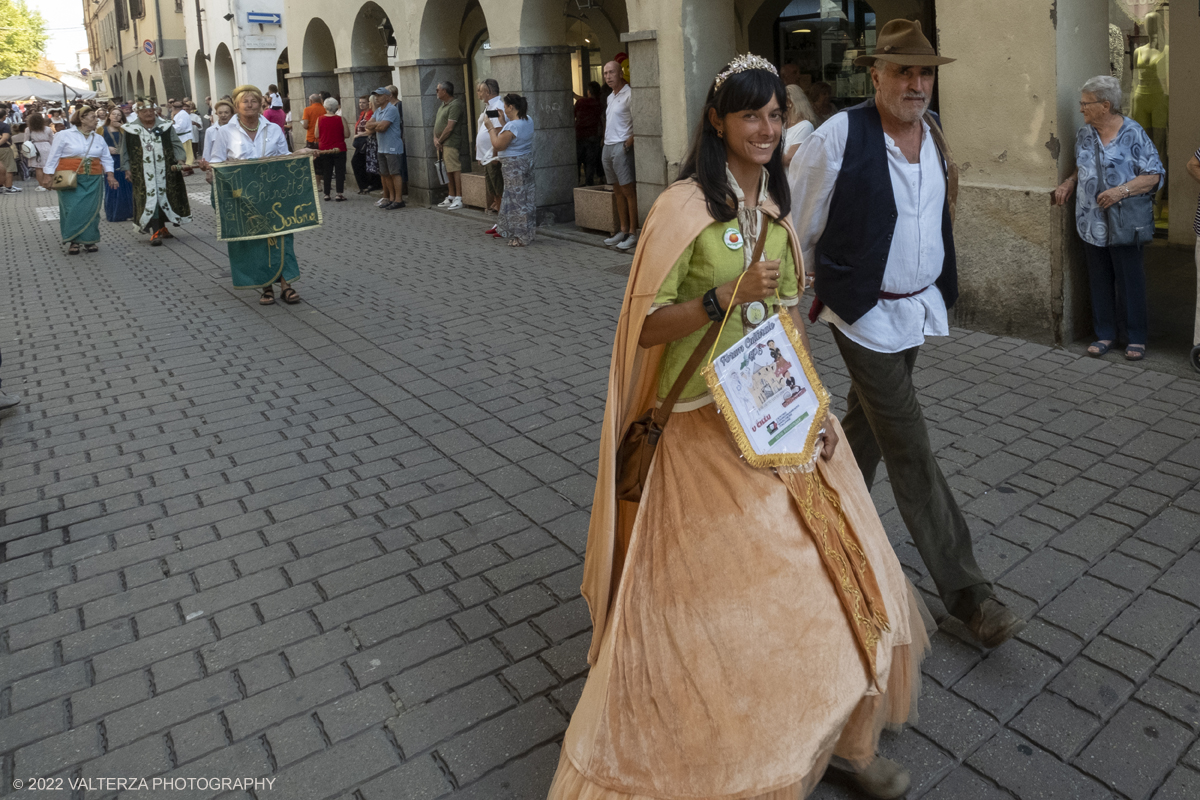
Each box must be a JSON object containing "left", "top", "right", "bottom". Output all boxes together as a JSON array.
[
  {"left": 968, "top": 598, "right": 1026, "bottom": 648},
  {"left": 832, "top": 756, "right": 911, "bottom": 799}
]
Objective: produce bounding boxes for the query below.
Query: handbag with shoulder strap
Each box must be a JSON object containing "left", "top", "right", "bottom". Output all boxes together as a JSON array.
[
  {"left": 1093, "top": 139, "right": 1154, "bottom": 247},
  {"left": 52, "top": 132, "right": 96, "bottom": 191},
  {"left": 615, "top": 226, "right": 770, "bottom": 502}
]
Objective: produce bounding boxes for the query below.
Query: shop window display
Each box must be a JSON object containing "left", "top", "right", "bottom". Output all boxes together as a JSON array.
[
  {"left": 772, "top": 0, "right": 936, "bottom": 114},
  {"left": 1111, "top": 0, "right": 1169, "bottom": 229}
]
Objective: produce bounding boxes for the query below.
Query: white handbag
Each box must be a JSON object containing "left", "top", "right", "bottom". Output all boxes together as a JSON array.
[{"left": 20, "top": 139, "right": 36, "bottom": 159}]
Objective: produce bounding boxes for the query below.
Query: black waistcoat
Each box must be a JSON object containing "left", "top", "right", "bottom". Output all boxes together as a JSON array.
[{"left": 813, "top": 101, "right": 957, "bottom": 325}]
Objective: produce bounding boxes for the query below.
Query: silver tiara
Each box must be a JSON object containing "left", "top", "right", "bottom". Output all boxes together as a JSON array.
[{"left": 714, "top": 54, "right": 778, "bottom": 90}]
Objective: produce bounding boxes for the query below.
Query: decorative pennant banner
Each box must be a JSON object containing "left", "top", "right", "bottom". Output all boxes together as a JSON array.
[
  {"left": 212, "top": 154, "right": 323, "bottom": 241},
  {"left": 703, "top": 310, "right": 830, "bottom": 469}
]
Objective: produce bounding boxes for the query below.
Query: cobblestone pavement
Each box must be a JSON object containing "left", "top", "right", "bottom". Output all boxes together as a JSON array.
[{"left": 2, "top": 178, "right": 1200, "bottom": 800}]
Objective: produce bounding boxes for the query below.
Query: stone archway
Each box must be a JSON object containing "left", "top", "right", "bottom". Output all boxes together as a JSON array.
[
  {"left": 214, "top": 43, "right": 236, "bottom": 99},
  {"left": 396, "top": 0, "right": 481, "bottom": 205},
  {"left": 149, "top": 76, "right": 157, "bottom": 103},
  {"left": 276, "top": 49, "right": 290, "bottom": 99},
  {"left": 136, "top": 72, "right": 145, "bottom": 99},
  {"left": 193, "top": 52, "right": 211, "bottom": 106},
  {"left": 340, "top": 2, "right": 396, "bottom": 116},
  {"left": 289, "top": 18, "right": 340, "bottom": 114}
]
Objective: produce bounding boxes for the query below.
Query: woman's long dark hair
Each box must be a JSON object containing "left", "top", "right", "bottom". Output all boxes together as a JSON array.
[{"left": 677, "top": 67, "right": 790, "bottom": 222}]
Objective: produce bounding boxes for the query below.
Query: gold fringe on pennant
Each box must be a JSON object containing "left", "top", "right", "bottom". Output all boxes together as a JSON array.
[{"left": 778, "top": 466, "right": 891, "bottom": 685}]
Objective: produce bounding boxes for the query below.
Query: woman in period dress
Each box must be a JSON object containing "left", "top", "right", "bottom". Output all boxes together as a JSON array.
[
  {"left": 204, "top": 85, "right": 315, "bottom": 306},
  {"left": 200, "top": 98, "right": 235, "bottom": 208},
  {"left": 101, "top": 108, "right": 134, "bottom": 222},
  {"left": 546, "top": 57, "right": 929, "bottom": 800},
  {"left": 40, "top": 106, "right": 119, "bottom": 255}
]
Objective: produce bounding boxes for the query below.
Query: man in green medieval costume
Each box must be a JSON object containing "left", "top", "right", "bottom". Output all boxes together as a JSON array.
[{"left": 120, "top": 100, "right": 191, "bottom": 246}]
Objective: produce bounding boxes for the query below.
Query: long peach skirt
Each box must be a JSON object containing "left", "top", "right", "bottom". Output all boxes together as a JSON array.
[{"left": 549, "top": 406, "right": 929, "bottom": 800}]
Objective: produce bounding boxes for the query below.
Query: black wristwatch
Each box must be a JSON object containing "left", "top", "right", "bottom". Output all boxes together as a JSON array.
[{"left": 702, "top": 288, "right": 725, "bottom": 322}]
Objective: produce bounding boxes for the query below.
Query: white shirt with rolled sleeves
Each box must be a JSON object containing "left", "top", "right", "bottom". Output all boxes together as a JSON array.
[
  {"left": 173, "top": 109, "right": 193, "bottom": 143},
  {"left": 41, "top": 128, "right": 114, "bottom": 174},
  {"left": 208, "top": 118, "right": 290, "bottom": 162},
  {"left": 604, "top": 83, "right": 632, "bottom": 145},
  {"left": 789, "top": 111, "right": 949, "bottom": 354}
]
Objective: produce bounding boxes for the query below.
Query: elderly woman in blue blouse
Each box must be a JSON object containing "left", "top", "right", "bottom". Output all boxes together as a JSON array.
[{"left": 1053, "top": 75, "right": 1164, "bottom": 362}]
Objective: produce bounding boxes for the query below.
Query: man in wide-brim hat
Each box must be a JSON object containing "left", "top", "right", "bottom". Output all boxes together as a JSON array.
[{"left": 792, "top": 24, "right": 1026, "bottom": 792}]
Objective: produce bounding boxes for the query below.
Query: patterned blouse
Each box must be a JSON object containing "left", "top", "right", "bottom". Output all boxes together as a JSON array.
[{"left": 1074, "top": 117, "right": 1164, "bottom": 247}]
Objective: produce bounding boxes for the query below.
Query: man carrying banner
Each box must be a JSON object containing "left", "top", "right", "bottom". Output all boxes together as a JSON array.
[
  {"left": 120, "top": 100, "right": 191, "bottom": 246},
  {"left": 204, "top": 85, "right": 317, "bottom": 306}
]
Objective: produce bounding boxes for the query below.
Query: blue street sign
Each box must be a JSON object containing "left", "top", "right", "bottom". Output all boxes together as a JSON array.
[{"left": 246, "top": 11, "right": 282, "bottom": 24}]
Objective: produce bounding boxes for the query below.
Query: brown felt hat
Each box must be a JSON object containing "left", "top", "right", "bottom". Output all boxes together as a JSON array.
[{"left": 855, "top": 19, "right": 955, "bottom": 67}]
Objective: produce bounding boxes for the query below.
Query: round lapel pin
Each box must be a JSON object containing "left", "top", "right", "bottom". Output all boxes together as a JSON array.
[{"left": 723, "top": 228, "right": 744, "bottom": 250}]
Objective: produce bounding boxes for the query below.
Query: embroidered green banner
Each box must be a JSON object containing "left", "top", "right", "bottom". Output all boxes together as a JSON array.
[{"left": 212, "top": 154, "right": 323, "bottom": 241}]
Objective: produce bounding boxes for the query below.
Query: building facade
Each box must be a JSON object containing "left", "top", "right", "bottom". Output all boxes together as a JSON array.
[
  {"left": 182, "top": 0, "right": 289, "bottom": 105},
  {"left": 83, "top": 0, "right": 190, "bottom": 102}
]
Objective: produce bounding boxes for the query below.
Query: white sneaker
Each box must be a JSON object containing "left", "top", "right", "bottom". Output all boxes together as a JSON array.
[
  {"left": 604, "top": 231, "right": 627, "bottom": 246},
  {"left": 9, "top": 186, "right": 23, "bottom": 192},
  {"left": 447, "top": 197, "right": 463, "bottom": 210},
  {"left": 36, "top": 186, "right": 48, "bottom": 192},
  {"left": 616, "top": 232, "right": 639, "bottom": 251},
  {"left": 437, "top": 196, "right": 454, "bottom": 208}
]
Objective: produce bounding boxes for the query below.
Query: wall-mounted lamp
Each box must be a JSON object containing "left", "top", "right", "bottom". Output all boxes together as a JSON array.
[{"left": 222, "top": 12, "right": 234, "bottom": 21}]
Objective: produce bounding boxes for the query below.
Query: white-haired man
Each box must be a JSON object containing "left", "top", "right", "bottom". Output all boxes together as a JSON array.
[{"left": 791, "top": 20, "right": 1024, "bottom": 673}]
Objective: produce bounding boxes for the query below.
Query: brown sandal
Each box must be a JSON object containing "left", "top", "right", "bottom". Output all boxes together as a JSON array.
[
  {"left": 259, "top": 288, "right": 276, "bottom": 305},
  {"left": 280, "top": 287, "right": 300, "bottom": 304}
]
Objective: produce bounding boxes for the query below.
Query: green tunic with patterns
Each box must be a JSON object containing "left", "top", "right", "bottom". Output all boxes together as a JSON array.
[
  {"left": 119, "top": 119, "right": 191, "bottom": 231},
  {"left": 652, "top": 220, "right": 799, "bottom": 407}
]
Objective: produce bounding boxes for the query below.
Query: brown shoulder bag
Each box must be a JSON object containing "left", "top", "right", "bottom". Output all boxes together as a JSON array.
[{"left": 615, "top": 227, "right": 769, "bottom": 502}]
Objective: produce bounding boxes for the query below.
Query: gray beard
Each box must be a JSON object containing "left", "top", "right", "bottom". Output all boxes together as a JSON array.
[{"left": 879, "top": 94, "right": 929, "bottom": 123}]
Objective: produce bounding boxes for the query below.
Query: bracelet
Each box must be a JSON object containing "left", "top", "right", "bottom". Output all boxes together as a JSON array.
[
  {"left": 1119, "top": 184, "right": 1130, "bottom": 198},
  {"left": 702, "top": 288, "right": 725, "bottom": 322}
]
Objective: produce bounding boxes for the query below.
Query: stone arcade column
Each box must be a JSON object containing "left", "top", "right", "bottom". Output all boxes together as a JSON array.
[
  {"left": 394, "top": 58, "right": 465, "bottom": 207},
  {"left": 335, "top": 66, "right": 395, "bottom": 109},
  {"left": 488, "top": 45, "right": 575, "bottom": 225},
  {"left": 620, "top": 30, "right": 663, "bottom": 223}
]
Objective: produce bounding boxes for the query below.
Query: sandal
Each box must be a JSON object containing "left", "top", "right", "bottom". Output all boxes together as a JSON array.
[
  {"left": 1124, "top": 344, "right": 1145, "bottom": 361},
  {"left": 67, "top": 243, "right": 81, "bottom": 255},
  {"left": 323, "top": 195, "right": 331, "bottom": 201},
  {"left": 259, "top": 288, "right": 276, "bottom": 305},
  {"left": 335, "top": 195, "right": 346, "bottom": 202},
  {"left": 280, "top": 287, "right": 300, "bottom": 305},
  {"left": 1086, "top": 340, "right": 1112, "bottom": 357},
  {"left": 508, "top": 240, "right": 525, "bottom": 247},
  {"left": 83, "top": 244, "right": 98, "bottom": 253}
]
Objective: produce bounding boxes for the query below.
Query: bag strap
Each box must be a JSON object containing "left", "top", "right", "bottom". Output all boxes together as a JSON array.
[
  {"left": 1092, "top": 136, "right": 1107, "bottom": 192},
  {"left": 652, "top": 221, "right": 771, "bottom": 425}
]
